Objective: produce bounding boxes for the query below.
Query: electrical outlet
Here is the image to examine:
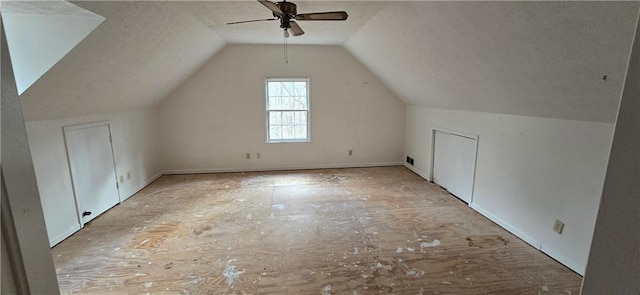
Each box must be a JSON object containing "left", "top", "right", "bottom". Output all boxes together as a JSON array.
[
  {"left": 553, "top": 219, "right": 564, "bottom": 234},
  {"left": 127, "top": 172, "right": 131, "bottom": 180},
  {"left": 246, "top": 153, "right": 250, "bottom": 159},
  {"left": 348, "top": 149, "right": 353, "bottom": 156},
  {"left": 119, "top": 175, "right": 124, "bottom": 183},
  {"left": 257, "top": 153, "right": 261, "bottom": 159}
]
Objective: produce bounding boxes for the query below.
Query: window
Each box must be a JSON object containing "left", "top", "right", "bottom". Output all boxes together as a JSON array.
[{"left": 266, "top": 78, "right": 310, "bottom": 143}]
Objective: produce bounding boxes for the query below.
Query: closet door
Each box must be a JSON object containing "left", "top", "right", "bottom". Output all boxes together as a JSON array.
[
  {"left": 433, "top": 130, "right": 476, "bottom": 204},
  {"left": 64, "top": 123, "right": 119, "bottom": 224}
]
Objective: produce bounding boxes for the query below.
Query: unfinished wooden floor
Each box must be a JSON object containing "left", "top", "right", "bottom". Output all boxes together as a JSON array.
[{"left": 52, "top": 166, "right": 582, "bottom": 294}]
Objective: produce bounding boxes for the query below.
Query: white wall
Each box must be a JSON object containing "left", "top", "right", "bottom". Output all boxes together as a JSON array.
[
  {"left": 2, "top": 21, "right": 60, "bottom": 292},
  {"left": 582, "top": 10, "right": 640, "bottom": 294},
  {"left": 405, "top": 106, "right": 613, "bottom": 275},
  {"left": 26, "top": 108, "right": 162, "bottom": 246},
  {"left": 158, "top": 44, "right": 405, "bottom": 173}
]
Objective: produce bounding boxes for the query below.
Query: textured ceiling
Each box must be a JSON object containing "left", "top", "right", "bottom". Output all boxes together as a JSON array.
[
  {"left": 19, "top": 1, "right": 226, "bottom": 121},
  {"left": 181, "top": 1, "right": 386, "bottom": 45},
  {"left": 14, "top": 1, "right": 640, "bottom": 123},
  {"left": 17, "top": 1, "right": 384, "bottom": 121},
  {"left": 345, "top": 1, "right": 640, "bottom": 123},
  {"left": 1, "top": 0, "right": 98, "bottom": 17}
]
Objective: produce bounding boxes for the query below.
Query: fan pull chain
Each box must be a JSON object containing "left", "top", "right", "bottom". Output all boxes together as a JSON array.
[{"left": 284, "top": 33, "right": 289, "bottom": 64}]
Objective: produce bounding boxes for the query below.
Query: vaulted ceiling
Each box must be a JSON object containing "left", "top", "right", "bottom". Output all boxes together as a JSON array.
[{"left": 4, "top": 1, "right": 639, "bottom": 123}]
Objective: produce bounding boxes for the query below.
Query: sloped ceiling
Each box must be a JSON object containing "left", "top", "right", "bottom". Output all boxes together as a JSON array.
[
  {"left": 345, "top": 1, "right": 639, "bottom": 123},
  {"left": 1, "top": 0, "right": 105, "bottom": 95},
  {"left": 182, "top": 1, "right": 385, "bottom": 45},
  {"left": 14, "top": 1, "right": 640, "bottom": 123},
  {"left": 18, "top": 1, "right": 226, "bottom": 121},
  {"left": 17, "top": 1, "right": 386, "bottom": 121}
]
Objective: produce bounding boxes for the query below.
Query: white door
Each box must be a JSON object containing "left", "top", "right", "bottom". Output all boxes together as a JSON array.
[
  {"left": 64, "top": 123, "right": 120, "bottom": 224},
  {"left": 432, "top": 130, "right": 476, "bottom": 204}
]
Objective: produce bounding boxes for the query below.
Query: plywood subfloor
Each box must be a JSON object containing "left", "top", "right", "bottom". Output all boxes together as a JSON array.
[{"left": 52, "top": 166, "right": 582, "bottom": 294}]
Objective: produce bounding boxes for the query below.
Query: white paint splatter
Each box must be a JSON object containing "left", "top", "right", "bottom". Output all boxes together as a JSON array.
[
  {"left": 406, "top": 268, "right": 424, "bottom": 277},
  {"left": 114, "top": 247, "right": 120, "bottom": 251},
  {"left": 144, "top": 282, "right": 153, "bottom": 288},
  {"left": 223, "top": 259, "right": 244, "bottom": 287},
  {"left": 420, "top": 240, "right": 440, "bottom": 248},
  {"left": 235, "top": 198, "right": 246, "bottom": 202},
  {"left": 396, "top": 247, "right": 403, "bottom": 253},
  {"left": 140, "top": 239, "right": 150, "bottom": 246},
  {"left": 407, "top": 247, "right": 415, "bottom": 252},
  {"left": 353, "top": 247, "right": 359, "bottom": 255},
  {"left": 321, "top": 285, "right": 332, "bottom": 295},
  {"left": 272, "top": 204, "right": 285, "bottom": 210}
]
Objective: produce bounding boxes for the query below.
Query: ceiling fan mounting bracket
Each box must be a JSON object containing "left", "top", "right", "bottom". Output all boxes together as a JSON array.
[{"left": 275, "top": 1, "right": 297, "bottom": 18}]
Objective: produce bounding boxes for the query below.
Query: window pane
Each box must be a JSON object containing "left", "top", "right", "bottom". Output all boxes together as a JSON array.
[
  {"left": 282, "top": 125, "right": 294, "bottom": 139},
  {"left": 268, "top": 82, "right": 280, "bottom": 96},
  {"left": 294, "top": 82, "right": 306, "bottom": 96},
  {"left": 281, "top": 82, "right": 294, "bottom": 96},
  {"left": 270, "top": 126, "right": 281, "bottom": 140},
  {"left": 283, "top": 96, "right": 294, "bottom": 109},
  {"left": 294, "top": 111, "right": 307, "bottom": 125},
  {"left": 292, "top": 97, "right": 307, "bottom": 110},
  {"left": 269, "top": 111, "right": 281, "bottom": 125},
  {"left": 282, "top": 111, "right": 294, "bottom": 125},
  {"left": 294, "top": 126, "right": 306, "bottom": 138}
]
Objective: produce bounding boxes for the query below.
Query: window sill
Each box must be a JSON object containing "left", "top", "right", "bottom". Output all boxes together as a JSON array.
[{"left": 266, "top": 139, "right": 311, "bottom": 144}]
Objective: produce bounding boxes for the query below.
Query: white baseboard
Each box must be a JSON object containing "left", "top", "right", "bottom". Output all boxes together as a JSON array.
[
  {"left": 403, "top": 163, "right": 430, "bottom": 180},
  {"left": 540, "top": 244, "right": 585, "bottom": 275},
  {"left": 470, "top": 203, "right": 542, "bottom": 250},
  {"left": 119, "top": 172, "right": 163, "bottom": 202},
  {"left": 163, "top": 162, "right": 403, "bottom": 175},
  {"left": 49, "top": 223, "right": 81, "bottom": 247}
]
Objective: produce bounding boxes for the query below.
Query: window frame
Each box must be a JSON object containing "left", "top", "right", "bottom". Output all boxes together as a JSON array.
[{"left": 265, "top": 77, "right": 311, "bottom": 143}]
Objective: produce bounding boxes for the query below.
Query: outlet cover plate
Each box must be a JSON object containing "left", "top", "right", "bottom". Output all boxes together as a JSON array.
[{"left": 553, "top": 219, "right": 564, "bottom": 234}]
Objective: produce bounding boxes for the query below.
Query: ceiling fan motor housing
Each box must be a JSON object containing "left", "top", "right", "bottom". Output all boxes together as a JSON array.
[
  {"left": 276, "top": 1, "right": 297, "bottom": 29},
  {"left": 276, "top": 1, "right": 297, "bottom": 16}
]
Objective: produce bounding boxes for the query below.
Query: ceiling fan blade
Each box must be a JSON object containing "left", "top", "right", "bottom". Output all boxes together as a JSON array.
[
  {"left": 289, "top": 21, "right": 305, "bottom": 36},
  {"left": 227, "top": 18, "right": 278, "bottom": 25},
  {"left": 295, "top": 11, "right": 348, "bottom": 21},
  {"left": 258, "top": 0, "right": 284, "bottom": 16}
]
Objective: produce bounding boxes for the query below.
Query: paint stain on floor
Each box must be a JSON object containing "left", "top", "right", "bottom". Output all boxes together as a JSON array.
[
  {"left": 466, "top": 235, "right": 509, "bottom": 248},
  {"left": 52, "top": 167, "right": 581, "bottom": 294}
]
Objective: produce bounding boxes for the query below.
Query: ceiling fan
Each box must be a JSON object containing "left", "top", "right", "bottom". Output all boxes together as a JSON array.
[{"left": 227, "top": 0, "right": 349, "bottom": 38}]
